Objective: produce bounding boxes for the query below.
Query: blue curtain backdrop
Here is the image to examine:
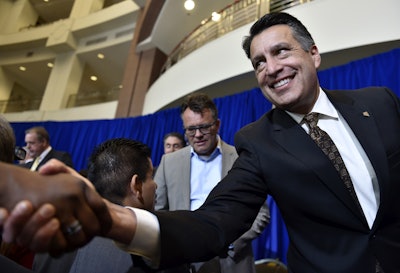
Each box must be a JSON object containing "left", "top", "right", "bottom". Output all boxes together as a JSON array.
[{"left": 10, "top": 48, "right": 400, "bottom": 264}]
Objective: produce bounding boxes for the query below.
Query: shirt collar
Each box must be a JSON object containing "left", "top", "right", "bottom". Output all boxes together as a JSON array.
[
  {"left": 190, "top": 135, "right": 222, "bottom": 162},
  {"left": 38, "top": 146, "right": 52, "bottom": 160},
  {"left": 286, "top": 87, "right": 339, "bottom": 124}
]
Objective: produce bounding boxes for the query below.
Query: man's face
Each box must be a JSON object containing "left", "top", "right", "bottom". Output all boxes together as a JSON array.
[
  {"left": 182, "top": 108, "right": 220, "bottom": 156},
  {"left": 164, "top": 136, "right": 184, "bottom": 154},
  {"left": 250, "top": 25, "right": 321, "bottom": 114},
  {"left": 25, "top": 133, "right": 47, "bottom": 158}
]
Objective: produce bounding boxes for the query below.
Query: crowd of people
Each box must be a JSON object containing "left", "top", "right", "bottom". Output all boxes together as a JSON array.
[{"left": 0, "top": 11, "right": 399, "bottom": 273}]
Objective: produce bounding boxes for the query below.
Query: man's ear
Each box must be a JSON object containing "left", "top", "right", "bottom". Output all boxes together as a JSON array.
[
  {"left": 130, "top": 174, "right": 144, "bottom": 203},
  {"left": 310, "top": 45, "right": 321, "bottom": 69},
  {"left": 130, "top": 174, "right": 141, "bottom": 196}
]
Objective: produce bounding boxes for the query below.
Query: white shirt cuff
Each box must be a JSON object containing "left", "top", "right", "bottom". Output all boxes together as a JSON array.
[{"left": 114, "top": 207, "right": 161, "bottom": 267}]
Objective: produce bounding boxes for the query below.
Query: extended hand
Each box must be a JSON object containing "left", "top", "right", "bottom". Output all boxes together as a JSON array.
[{"left": 0, "top": 161, "right": 112, "bottom": 255}]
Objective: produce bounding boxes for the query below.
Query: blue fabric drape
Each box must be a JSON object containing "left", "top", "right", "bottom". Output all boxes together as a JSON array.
[
  {"left": 10, "top": 48, "right": 400, "bottom": 265},
  {"left": 318, "top": 48, "right": 400, "bottom": 97}
]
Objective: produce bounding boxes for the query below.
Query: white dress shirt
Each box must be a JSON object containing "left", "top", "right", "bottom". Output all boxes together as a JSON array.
[{"left": 286, "top": 88, "right": 379, "bottom": 228}]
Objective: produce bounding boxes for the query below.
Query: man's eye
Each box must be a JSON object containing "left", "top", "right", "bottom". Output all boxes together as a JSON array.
[
  {"left": 277, "top": 48, "right": 290, "bottom": 57},
  {"left": 254, "top": 61, "right": 265, "bottom": 72}
]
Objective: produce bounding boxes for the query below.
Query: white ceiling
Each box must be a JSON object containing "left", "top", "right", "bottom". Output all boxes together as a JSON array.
[
  {"left": 4, "top": 0, "right": 399, "bottom": 111},
  {"left": 3, "top": 0, "right": 236, "bottom": 105},
  {"left": 150, "top": 0, "right": 235, "bottom": 54}
]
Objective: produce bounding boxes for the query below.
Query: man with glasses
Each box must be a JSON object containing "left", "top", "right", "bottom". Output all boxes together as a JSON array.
[{"left": 154, "top": 93, "right": 269, "bottom": 273}]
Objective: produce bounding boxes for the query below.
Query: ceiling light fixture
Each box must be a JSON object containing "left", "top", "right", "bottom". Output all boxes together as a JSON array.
[
  {"left": 19, "top": 66, "right": 26, "bottom": 71},
  {"left": 90, "top": 76, "right": 98, "bottom": 81},
  {"left": 47, "top": 62, "right": 54, "bottom": 68},
  {"left": 184, "top": 0, "right": 195, "bottom": 11},
  {"left": 97, "top": 53, "right": 104, "bottom": 59},
  {"left": 211, "top": 12, "right": 221, "bottom": 22}
]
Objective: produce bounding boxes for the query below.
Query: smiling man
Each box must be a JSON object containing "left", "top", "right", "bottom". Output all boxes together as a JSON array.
[{"left": 2, "top": 12, "right": 400, "bottom": 273}]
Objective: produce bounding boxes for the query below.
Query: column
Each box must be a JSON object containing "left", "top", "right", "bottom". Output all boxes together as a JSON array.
[
  {"left": 70, "top": 0, "right": 105, "bottom": 18},
  {"left": 115, "top": 0, "right": 166, "bottom": 118},
  {"left": 0, "top": 68, "right": 13, "bottom": 112},
  {"left": 0, "top": 0, "right": 38, "bottom": 34},
  {"left": 39, "top": 52, "right": 84, "bottom": 111}
]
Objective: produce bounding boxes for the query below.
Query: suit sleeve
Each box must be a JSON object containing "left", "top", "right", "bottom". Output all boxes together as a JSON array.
[
  {"left": 155, "top": 128, "right": 269, "bottom": 268},
  {"left": 229, "top": 202, "right": 270, "bottom": 261}
]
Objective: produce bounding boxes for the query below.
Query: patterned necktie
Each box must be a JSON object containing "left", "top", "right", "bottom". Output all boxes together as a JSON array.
[
  {"left": 303, "top": 113, "right": 360, "bottom": 204},
  {"left": 30, "top": 157, "right": 40, "bottom": 171}
]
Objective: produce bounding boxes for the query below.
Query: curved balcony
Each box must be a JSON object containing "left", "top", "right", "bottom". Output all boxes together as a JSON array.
[
  {"left": 142, "top": 0, "right": 400, "bottom": 114},
  {"left": 2, "top": 0, "right": 399, "bottom": 122}
]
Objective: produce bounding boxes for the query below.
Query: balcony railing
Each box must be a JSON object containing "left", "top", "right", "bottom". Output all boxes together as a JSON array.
[
  {"left": 66, "top": 86, "right": 121, "bottom": 108},
  {"left": 161, "top": 0, "right": 314, "bottom": 74},
  {"left": 2, "top": 0, "right": 313, "bottom": 113},
  {"left": 0, "top": 98, "right": 42, "bottom": 113},
  {"left": 0, "top": 88, "right": 120, "bottom": 113}
]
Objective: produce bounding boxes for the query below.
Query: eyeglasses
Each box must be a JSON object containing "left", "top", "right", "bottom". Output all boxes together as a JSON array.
[
  {"left": 184, "top": 120, "right": 217, "bottom": 137},
  {"left": 14, "top": 146, "right": 27, "bottom": 160}
]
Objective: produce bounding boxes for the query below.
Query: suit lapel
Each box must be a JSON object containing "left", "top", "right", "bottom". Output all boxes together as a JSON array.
[
  {"left": 220, "top": 141, "right": 237, "bottom": 177},
  {"left": 180, "top": 148, "right": 192, "bottom": 210},
  {"left": 272, "top": 108, "right": 367, "bottom": 223},
  {"left": 328, "top": 91, "right": 390, "bottom": 229},
  {"left": 38, "top": 151, "right": 52, "bottom": 169}
]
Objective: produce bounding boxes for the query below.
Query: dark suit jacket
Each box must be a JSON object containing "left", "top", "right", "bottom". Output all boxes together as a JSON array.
[
  {"left": 154, "top": 87, "right": 400, "bottom": 273},
  {"left": 22, "top": 148, "right": 74, "bottom": 170},
  {"left": 155, "top": 141, "right": 269, "bottom": 273}
]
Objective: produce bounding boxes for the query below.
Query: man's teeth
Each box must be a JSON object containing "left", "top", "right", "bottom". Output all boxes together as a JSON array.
[{"left": 274, "top": 78, "right": 290, "bottom": 88}]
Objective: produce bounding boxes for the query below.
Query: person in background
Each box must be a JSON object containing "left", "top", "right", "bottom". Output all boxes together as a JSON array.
[
  {"left": 21, "top": 126, "right": 74, "bottom": 171},
  {"left": 163, "top": 132, "right": 186, "bottom": 154},
  {"left": 34, "top": 138, "right": 188, "bottom": 273},
  {"left": 2, "top": 11, "right": 400, "bottom": 273},
  {"left": 153, "top": 132, "right": 186, "bottom": 175},
  {"left": 155, "top": 93, "right": 269, "bottom": 273}
]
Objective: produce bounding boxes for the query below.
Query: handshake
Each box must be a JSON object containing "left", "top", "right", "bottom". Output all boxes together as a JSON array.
[{"left": 0, "top": 159, "right": 137, "bottom": 256}]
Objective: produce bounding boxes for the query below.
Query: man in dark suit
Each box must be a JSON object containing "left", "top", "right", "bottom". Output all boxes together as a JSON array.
[
  {"left": 21, "top": 126, "right": 74, "bottom": 171},
  {"left": 1, "top": 12, "right": 400, "bottom": 273},
  {"left": 112, "top": 12, "right": 399, "bottom": 273}
]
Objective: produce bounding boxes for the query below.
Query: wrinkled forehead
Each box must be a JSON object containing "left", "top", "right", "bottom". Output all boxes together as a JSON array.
[{"left": 250, "top": 25, "right": 294, "bottom": 57}]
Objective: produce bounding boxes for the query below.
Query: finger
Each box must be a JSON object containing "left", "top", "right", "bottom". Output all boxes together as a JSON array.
[
  {"left": 61, "top": 219, "right": 87, "bottom": 250},
  {"left": 16, "top": 203, "right": 56, "bottom": 247},
  {"left": 48, "top": 229, "right": 70, "bottom": 257},
  {"left": 38, "top": 159, "right": 68, "bottom": 175},
  {"left": 40, "top": 160, "right": 95, "bottom": 189},
  {"left": 2, "top": 200, "right": 34, "bottom": 243},
  {"left": 29, "top": 218, "right": 61, "bottom": 252}
]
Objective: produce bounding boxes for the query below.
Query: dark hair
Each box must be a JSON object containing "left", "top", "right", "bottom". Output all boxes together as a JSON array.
[
  {"left": 163, "top": 132, "right": 186, "bottom": 147},
  {"left": 0, "top": 115, "right": 16, "bottom": 163},
  {"left": 180, "top": 93, "right": 218, "bottom": 120},
  {"left": 242, "top": 12, "right": 315, "bottom": 59},
  {"left": 25, "top": 126, "right": 50, "bottom": 143},
  {"left": 87, "top": 138, "right": 151, "bottom": 205}
]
